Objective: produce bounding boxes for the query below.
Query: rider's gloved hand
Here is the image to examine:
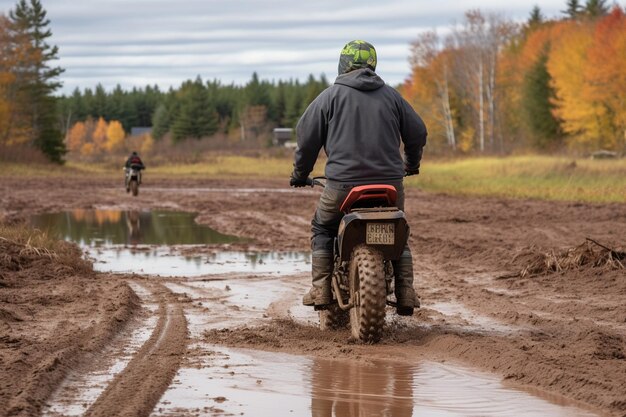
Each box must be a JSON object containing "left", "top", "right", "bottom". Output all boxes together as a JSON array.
[
  {"left": 404, "top": 166, "right": 420, "bottom": 176},
  {"left": 289, "top": 173, "right": 308, "bottom": 188}
]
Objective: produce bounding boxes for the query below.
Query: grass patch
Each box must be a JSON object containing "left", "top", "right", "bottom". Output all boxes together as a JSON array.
[
  {"left": 0, "top": 223, "right": 61, "bottom": 251},
  {"left": 409, "top": 156, "right": 626, "bottom": 203},
  {"left": 147, "top": 155, "right": 326, "bottom": 178},
  {"left": 0, "top": 223, "right": 91, "bottom": 274},
  {"left": 148, "top": 155, "right": 298, "bottom": 177},
  {"left": 0, "top": 161, "right": 116, "bottom": 177}
]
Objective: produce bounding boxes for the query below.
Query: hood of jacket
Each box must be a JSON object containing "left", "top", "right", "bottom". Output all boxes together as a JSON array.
[{"left": 334, "top": 68, "right": 385, "bottom": 91}]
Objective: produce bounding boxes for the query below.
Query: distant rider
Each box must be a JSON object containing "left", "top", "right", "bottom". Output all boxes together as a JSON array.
[
  {"left": 124, "top": 151, "right": 145, "bottom": 191},
  {"left": 290, "top": 40, "right": 427, "bottom": 315}
]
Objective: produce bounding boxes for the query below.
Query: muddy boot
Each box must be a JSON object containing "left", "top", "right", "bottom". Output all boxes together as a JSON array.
[
  {"left": 303, "top": 251, "right": 333, "bottom": 307},
  {"left": 393, "top": 248, "right": 420, "bottom": 316}
]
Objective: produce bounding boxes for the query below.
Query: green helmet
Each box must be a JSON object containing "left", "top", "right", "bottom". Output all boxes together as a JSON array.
[{"left": 338, "top": 40, "right": 377, "bottom": 75}]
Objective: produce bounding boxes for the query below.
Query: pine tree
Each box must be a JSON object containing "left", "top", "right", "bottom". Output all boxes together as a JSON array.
[
  {"left": 584, "top": 0, "right": 609, "bottom": 17},
  {"left": 528, "top": 5, "right": 544, "bottom": 28},
  {"left": 171, "top": 77, "right": 218, "bottom": 141},
  {"left": 563, "top": 0, "right": 582, "bottom": 18},
  {"left": 522, "top": 47, "right": 561, "bottom": 149},
  {"left": 93, "top": 83, "right": 108, "bottom": 118},
  {"left": 9, "top": 0, "right": 66, "bottom": 163},
  {"left": 245, "top": 72, "right": 271, "bottom": 108},
  {"left": 272, "top": 81, "right": 287, "bottom": 126},
  {"left": 108, "top": 84, "right": 125, "bottom": 124},
  {"left": 304, "top": 74, "right": 327, "bottom": 106},
  {"left": 151, "top": 103, "right": 171, "bottom": 140},
  {"left": 284, "top": 81, "right": 304, "bottom": 128}
]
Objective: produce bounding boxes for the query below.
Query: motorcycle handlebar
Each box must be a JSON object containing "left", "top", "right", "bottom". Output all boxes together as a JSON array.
[{"left": 306, "top": 176, "right": 326, "bottom": 188}]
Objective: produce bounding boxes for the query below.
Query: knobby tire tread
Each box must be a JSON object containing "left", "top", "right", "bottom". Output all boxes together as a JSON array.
[
  {"left": 319, "top": 304, "right": 349, "bottom": 331},
  {"left": 349, "top": 245, "right": 386, "bottom": 343}
]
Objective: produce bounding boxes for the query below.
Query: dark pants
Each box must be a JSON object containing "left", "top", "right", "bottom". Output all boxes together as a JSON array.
[
  {"left": 311, "top": 180, "right": 405, "bottom": 252},
  {"left": 125, "top": 166, "right": 143, "bottom": 187}
]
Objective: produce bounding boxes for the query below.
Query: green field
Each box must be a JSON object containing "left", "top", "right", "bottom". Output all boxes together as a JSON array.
[
  {"left": 410, "top": 156, "right": 626, "bottom": 203},
  {"left": 2, "top": 155, "right": 625, "bottom": 203}
]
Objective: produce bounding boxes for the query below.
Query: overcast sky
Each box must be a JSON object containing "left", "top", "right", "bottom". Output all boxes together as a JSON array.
[{"left": 0, "top": 0, "right": 599, "bottom": 94}]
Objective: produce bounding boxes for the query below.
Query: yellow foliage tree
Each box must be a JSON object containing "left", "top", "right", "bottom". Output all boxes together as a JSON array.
[
  {"left": 105, "top": 120, "right": 125, "bottom": 152},
  {"left": 80, "top": 142, "right": 95, "bottom": 157},
  {"left": 92, "top": 117, "right": 108, "bottom": 152},
  {"left": 66, "top": 121, "right": 86, "bottom": 153},
  {"left": 584, "top": 8, "right": 626, "bottom": 150},
  {"left": 548, "top": 21, "right": 605, "bottom": 148}
]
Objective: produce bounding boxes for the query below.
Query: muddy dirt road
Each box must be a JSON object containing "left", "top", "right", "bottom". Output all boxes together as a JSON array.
[{"left": 1, "top": 175, "right": 625, "bottom": 416}]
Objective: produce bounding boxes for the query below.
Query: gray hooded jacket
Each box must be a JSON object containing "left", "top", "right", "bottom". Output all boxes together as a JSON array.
[{"left": 293, "top": 68, "right": 427, "bottom": 183}]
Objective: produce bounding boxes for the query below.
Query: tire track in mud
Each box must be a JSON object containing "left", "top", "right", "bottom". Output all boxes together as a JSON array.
[{"left": 84, "top": 282, "right": 188, "bottom": 417}]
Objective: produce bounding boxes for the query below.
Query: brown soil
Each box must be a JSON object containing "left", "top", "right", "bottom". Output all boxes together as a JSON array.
[
  {"left": 1, "top": 175, "right": 625, "bottom": 416},
  {"left": 0, "top": 236, "right": 138, "bottom": 417},
  {"left": 84, "top": 282, "right": 188, "bottom": 417}
]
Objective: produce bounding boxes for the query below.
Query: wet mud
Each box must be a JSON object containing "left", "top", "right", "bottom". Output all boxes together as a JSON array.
[{"left": 1, "top": 176, "right": 625, "bottom": 416}]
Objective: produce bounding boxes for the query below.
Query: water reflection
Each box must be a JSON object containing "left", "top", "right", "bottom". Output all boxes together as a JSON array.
[
  {"left": 311, "top": 358, "right": 414, "bottom": 417},
  {"left": 126, "top": 210, "right": 141, "bottom": 245},
  {"left": 29, "top": 209, "right": 241, "bottom": 246},
  {"left": 152, "top": 347, "right": 598, "bottom": 417},
  {"left": 307, "top": 357, "right": 598, "bottom": 417},
  {"left": 91, "top": 247, "right": 310, "bottom": 276}
]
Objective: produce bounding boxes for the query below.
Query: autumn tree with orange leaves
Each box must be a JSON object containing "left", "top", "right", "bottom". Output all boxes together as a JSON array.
[
  {"left": 584, "top": 7, "right": 626, "bottom": 151},
  {"left": 64, "top": 116, "right": 154, "bottom": 160},
  {"left": 402, "top": 3, "right": 626, "bottom": 154},
  {"left": 65, "top": 117, "right": 131, "bottom": 158}
]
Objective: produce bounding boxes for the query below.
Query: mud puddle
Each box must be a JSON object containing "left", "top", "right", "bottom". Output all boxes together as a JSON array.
[
  {"left": 153, "top": 346, "right": 599, "bottom": 417},
  {"left": 30, "top": 209, "right": 310, "bottom": 276},
  {"left": 89, "top": 247, "right": 310, "bottom": 276},
  {"left": 29, "top": 209, "right": 242, "bottom": 246}
]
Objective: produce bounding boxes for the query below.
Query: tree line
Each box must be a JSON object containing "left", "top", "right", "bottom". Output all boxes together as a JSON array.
[
  {"left": 59, "top": 73, "right": 329, "bottom": 145},
  {"left": 403, "top": 0, "right": 626, "bottom": 154},
  {"left": 2, "top": 0, "right": 624, "bottom": 163}
]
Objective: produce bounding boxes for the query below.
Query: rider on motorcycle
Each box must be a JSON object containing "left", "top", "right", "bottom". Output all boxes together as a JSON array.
[
  {"left": 290, "top": 40, "right": 427, "bottom": 315},
  {"left": 124, "top": 151, "right": 145, "bottom": 190}
]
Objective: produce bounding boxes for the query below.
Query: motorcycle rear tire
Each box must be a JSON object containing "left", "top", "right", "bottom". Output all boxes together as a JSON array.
[
  {"left": 130, "top": 180, "right": 139, "bottom": 196},
  {"left": 349, "top": 244, "right": 386, "bottom": 343},
  {"left": 319, "top": 304, "right": 349, "bottom": 331}
]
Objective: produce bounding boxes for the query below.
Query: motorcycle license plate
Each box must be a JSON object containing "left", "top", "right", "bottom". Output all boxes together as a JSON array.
[{"left": 366, "top": 223, "right": 395, "bottom": 245}]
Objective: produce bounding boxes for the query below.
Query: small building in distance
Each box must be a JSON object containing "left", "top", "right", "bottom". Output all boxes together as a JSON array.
[
  {"left": 130, "top": 127, "right": 152, "bottom": 137},
  {"left": 272, "top": 128, "right": 293, "bottom": 147}
]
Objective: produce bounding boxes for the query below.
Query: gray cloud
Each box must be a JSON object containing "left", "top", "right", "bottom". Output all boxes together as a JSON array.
[{"left": 0, "top": 0, "right": 582, "bottom": 94}]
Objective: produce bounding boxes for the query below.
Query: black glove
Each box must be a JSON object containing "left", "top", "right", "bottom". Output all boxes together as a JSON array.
[
  {"left": 290, "top": 174, "right": 308, "bottom": 188},
  {"left": 404, "top": 167, "right": 420, "bottom": 176}
]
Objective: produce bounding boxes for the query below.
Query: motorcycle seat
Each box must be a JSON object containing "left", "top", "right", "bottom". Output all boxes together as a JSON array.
[{"left": 339, "top": 185, "right": 398, "bottom": 213}]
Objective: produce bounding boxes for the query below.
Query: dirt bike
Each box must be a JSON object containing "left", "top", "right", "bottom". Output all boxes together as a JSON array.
[
  {"left": 307, "top": 177, "right": 410, "bottom": 343},
  {"left": 124, "top": 166, "right": 142, "bottom": 196}
]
